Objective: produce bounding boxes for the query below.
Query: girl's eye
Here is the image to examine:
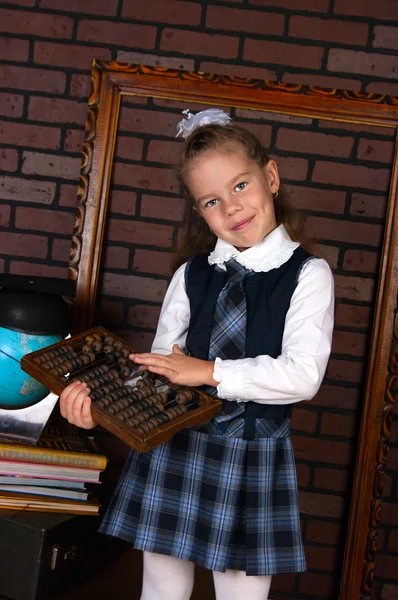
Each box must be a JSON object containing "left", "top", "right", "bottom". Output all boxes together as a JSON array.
[
  {"left": 205, "top": 198, "right": 219, "bottom": 208},
  {"left": 235, "top": 182, "right": 247, "bottom": 192}
]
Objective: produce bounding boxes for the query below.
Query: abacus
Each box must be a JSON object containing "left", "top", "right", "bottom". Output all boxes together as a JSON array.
[{"left": 21, "top": 327, "right": 222, "bottom": 452}]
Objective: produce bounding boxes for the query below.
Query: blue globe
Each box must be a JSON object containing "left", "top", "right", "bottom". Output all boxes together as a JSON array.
[{"left": 0, "top": 326, "right": 63, "bottom": 409}]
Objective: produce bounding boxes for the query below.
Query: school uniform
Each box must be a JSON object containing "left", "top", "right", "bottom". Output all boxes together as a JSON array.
[{"left": 99, "top": 225, "right": 334, "bottom": 576}]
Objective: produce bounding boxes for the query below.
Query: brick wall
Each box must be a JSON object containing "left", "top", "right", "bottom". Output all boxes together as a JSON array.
[{"left": 1, "top": 1, "right": 397, "bottom": 598}]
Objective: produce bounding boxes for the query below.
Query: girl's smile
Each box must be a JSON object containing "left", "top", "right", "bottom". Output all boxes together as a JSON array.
[{"left": 185, "top": 145, "right": 279, "bottom": 250}]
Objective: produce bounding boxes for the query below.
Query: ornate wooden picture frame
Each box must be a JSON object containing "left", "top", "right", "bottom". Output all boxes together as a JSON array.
[{"left": 68, "top": 61, "right": 398, "bottom": 600}]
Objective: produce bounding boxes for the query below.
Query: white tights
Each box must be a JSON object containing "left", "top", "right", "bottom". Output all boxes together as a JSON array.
[{"left": 140, "top": 552, "right": 272, "bottom": 600}]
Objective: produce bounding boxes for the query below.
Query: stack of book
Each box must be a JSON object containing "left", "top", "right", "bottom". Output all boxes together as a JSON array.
[{"left": 0, "top": 426, "right": 107, "bottom": 515}]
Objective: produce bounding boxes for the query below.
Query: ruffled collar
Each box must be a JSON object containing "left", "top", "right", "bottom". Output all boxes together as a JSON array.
[{"left": 208, "top": 224, "right": 300, "bottom": 273}]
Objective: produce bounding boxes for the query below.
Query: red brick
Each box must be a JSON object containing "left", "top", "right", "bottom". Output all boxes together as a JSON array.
[
  {"left": 101, "top": 273, "right": 167, "bottom": 303},
  {"left": 277, "top": 129, "right": 354, "bottom": 158},
  {"left": 293, "top": 435, "right": 352, "bottom": 465},
  {"left": 102, "top": 245, "right": 130, "bottom": 270},
  {"left": 161, "top": 29, "right": 239, "bottom": 59},
  {"left": 59, "top": 184, "right": 78, "bottom": 208},
  {"left": 119, "top": 107, "right": 178, "bottom": 137},
  {"left": 15, "top": 207, "right": 74, "bottom": 236},
  {"left": 296, "top": 463, "right": 310, "bottom": 487},
  {"left": 207, "top": 6, "right": 284, "bottom": 35},
  {"left": 133, "top": 249, "right": 172, "bottom": 276},
  {"left": 314, "top": 467, "right": 349, "bottom": 492},
  {"left": 0, "top": 120, "right": 60, "bottom": 150},
  {"left": 28, "top": 97, "right": 87, "bottom": 125},
  {"left": 334, "top": 303, "right": 372, "bottom": 330},
  {"left": 319, "top": 120, "right": 395, "bottom": 137},
  {"left": 306, "top": 520, "right": 343, "bottom": 545},
  {"left": 0, "top": 232, "right": 47, "bottom": 258},
  {"left": 70, "top": 74, "right": 91, "bottom": 98},
  {"left": 236, "top": 108, "right": 312, "bottom": 126},
  {"left": 320, "top": 412, "right": 358, "bottom": 439},
  {"left": 8, "top": 0, "right": 35, "bottom": 5},
  {"left": 379, "top": 555, "right": 398, "bottom": 580},
  {"left": 305, "top": 545, "right": 340, "bottom": 572},
  {"left": 366, "top": 81, "right": 398, "bottom": 96},
  {"left": 140, "top": 195, "right": 184, "bottom": 222},
  {"left": 244, "top": 39, "right": 323, "bottom": 69},
  {"left": 77, "top": 20, "right": 156, "bottom": 50},
  {"left": 115, "top": 136, "right": 144, "bottom": 162},
  {"left": 0, "top": 204, "right": 10, "bottom": 227},
  {"left": 298, "top": 572, "right": 335, "bottom": 597},
  {"left": 0, "top": 9, "right": 73, "bottom": 38},
  {"left": 334, "top": 0, "right": 398, "bottom": 21},
  {"left": 270, "top": 573, "right": 296, "bottom": 594},
  {"left": 251, "top": 0, "right": 329, "bottom": 8},
  {"left": 128, "top": 304, "right": 161, "bottom": 329},
  {"left": 34, "top": 41, "right": 111, "bottom": 70},
  {"left": 350, "top": 192, "right": 387, "bottom": 220},
  {"left": 357, "top": 138, "right": 395, "bottom": 164},
  {"left": 0, "top": 65, "right": 65, "bottom": 93},
  {"left": 312, "top": 161, "right": 390, "bottom": 192},
  {"left": 200, "top": 61, "right": 276, "bottom": 80},
  {"left": 332, "top": 330, "right": 368, "bottom": 357},
  {"left": 123, "top": 0, "right": 201, "bottom": 25},
  {"left": 225, "top": 121, "right": 272, "bottom": 150},
  {"left": 274, "top": 156, "right": 308, "bottom": 181},
  {"left": 0, "top": 259, "right": 4, "bottom": 273},
  {"left": 299, "top": 491, "right": 345, "bottom": 519},
  {"left": 93, "top": 299, "right": 124, "bottom": 326},
  {"left": 284, "top": 71, "right": 360, "bottom": 91},
  {"left": 0, "top": 37, "right": 29, "bottom": 62},
  {"left": 291, "top": 408, "right": 317, "bottom": 433},
  {"left": 343, "top": 249, "right": 379, "bottom": 274},
  {"left": 0, "top": 92, "right": 24, "bottom": 118},
  {"left": 107, "top": 218, "right": 173, "bottom": 248},
  {"left": 22, "top": 151, "right": 80, "bottom": 181},
  {"left": 52, "top": 238, "right": 72, "bottom": 262},
  {"left": 117, "top": 50, "right": 195, "bottom": 71},
  {"left": 289, "top": 15, "right": 368, "bottom": 46},
  {"left": 40, "top": 0, "right": 118, "bottom": 15},
  {"left": 306, "top": 216, "right": 382, "bottom": 246},
  {"left": 381, "top": 583, "right": 398, "bottom": 600},
  {"left": 10, "top": 261, "right": 68, "bottom": 278},
  {"left": 374, "top": 25, "right": 398, "bottom": 51},
  {"left": 147, "top": 140, "right": 182, "bottom": 165},
  {"left": 328, "top": 48, "right": 398, "bottom": 80},
  {"left": 326, "top": 358, "right": 364, "bottom": 384},
  {"left": 64, "top": 129, "right": 85, "bottom": 154},
  {"left": 0, "top": 148, "right": 18, "bottom": 172},
  {"left": 112, "top": 163, "right": 178, "bottom": 194},
  {"left": 315, "top": 245, "right": 339, "bottom": 270},
  {"left": 113, "top": 329, "right": 155, "bottom": 353},
  {"left": 108, "top": 190, "right": 137, "bottom": 216},
  {"left": 0, "top": 175, "right": 56, "bottom": 204},
  {"left": 334, "top": 274, "right": 375, "bottom": 302},
  {"left": 312, "top": 385, "right": 360, "bottom": 411}
]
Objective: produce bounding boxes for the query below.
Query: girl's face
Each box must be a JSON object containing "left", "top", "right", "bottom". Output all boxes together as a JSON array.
[{"left": 185, "top": 144, "right": 279, "bottom": 251}]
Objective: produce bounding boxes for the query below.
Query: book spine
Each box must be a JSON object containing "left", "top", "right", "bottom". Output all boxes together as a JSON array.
[{"left": 0, "top": 448, "right": 106, "bottom": 470}]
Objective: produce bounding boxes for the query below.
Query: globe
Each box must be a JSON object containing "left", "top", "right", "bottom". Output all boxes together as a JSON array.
[{"left": 0, "top": 326, "right": 63, "bottom": 409}]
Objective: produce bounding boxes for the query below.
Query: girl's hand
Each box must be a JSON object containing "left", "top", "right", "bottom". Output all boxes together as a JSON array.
[
  {"left": 130, "top": 344, "right": 219, "bottom": 388},
  {"left": 59, "top": 381, "right": 96, "bottom": 429}
]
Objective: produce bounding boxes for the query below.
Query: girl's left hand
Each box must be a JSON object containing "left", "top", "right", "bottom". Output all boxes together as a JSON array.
[{"left": 130, "top": 344, "right": 218, "bottom": 387}]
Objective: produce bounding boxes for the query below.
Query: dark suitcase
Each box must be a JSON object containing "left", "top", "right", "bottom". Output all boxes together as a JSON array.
[{"left": 0, "top": 510, "right": 125, "bottom": 600}]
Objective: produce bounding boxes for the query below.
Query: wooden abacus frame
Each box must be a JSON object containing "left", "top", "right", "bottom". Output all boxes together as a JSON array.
[{"left": 21, "top": 326, "right": 222, "bottom": 452}]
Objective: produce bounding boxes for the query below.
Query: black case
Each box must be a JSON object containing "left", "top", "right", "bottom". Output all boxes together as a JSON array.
[{"left": 0, "top": 510, "right": 125, "bottom": 600}]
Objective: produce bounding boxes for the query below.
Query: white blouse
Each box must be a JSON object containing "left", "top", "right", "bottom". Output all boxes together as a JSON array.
[{"left": 151, "top": 225, "right": 335, "bottom": 406}]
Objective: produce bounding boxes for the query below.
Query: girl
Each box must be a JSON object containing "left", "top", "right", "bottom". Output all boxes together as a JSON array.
[{"left": 60, "top": 108, "right": 334, "bottom": 600}]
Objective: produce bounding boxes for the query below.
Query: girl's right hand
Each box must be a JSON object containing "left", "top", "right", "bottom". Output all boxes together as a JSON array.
[{"left": 59, "top": 381, "right": 96, "bottom": 429}]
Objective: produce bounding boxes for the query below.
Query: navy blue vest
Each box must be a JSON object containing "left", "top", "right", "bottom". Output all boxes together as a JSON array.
[{"left": 185, "top": 246, "right": 312, "bottom": 438}]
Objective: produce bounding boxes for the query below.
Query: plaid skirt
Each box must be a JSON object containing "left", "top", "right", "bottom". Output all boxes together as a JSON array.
[{"left": 98, "top": 416, "right": 306, "bottom": 575}]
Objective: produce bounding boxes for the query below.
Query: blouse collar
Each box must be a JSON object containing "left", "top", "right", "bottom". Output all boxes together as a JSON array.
[{"left": 208, "top": 224, "right": 300, "bottom": 273}]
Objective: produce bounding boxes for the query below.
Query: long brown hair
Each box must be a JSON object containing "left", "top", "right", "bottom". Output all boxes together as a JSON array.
[{"left": 172, "top": 123, "right": 313, "bottom": 272}]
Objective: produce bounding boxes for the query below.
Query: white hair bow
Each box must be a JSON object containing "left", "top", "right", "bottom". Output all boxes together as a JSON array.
[{"left": 176, "top": 108, "right": 231, "bottom": 139}]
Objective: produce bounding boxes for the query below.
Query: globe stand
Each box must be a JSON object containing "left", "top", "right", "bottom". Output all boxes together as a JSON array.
[{"left": 0, "top": 274, "right": 75, "bottom": 444}]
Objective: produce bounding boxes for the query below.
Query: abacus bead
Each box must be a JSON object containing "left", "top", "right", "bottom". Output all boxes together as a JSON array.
[
  {"left": 121, "top": 347, "right": 130, "bottom": 358},
  {"left": 104, "top": 336, "right": 114, "bottom": 345},
  {"left": 113, "top": 341, "right": 122, "bottom": 352},
  {"left": 84, "top": 335, "right": 95, "bottom": 345},
  {"left": 80, "top": 354, "right": 91, "bottom": 366},
  {"left": 92, "top": 341, "right": 103, "bottom": 352},
  {"left": 103, "top": 344, "right": 113, "bottom": 353},
  {"left": 82, "top": 344, "right": 91, "bottom": 353},
  {"left": 93, "top": 332, "right": 102, "bottom": 342}
]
